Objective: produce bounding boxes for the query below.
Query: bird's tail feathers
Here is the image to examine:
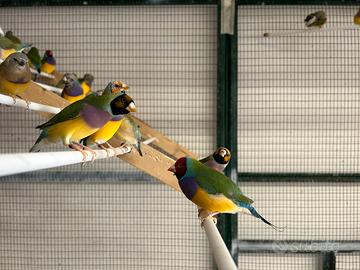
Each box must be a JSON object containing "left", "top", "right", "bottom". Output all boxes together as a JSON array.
[
  {"left": 29, "top": 130, "right": 48, "bottom": 152},
  {"left": 245, "top": 204, "right": 285, "bottom": 232},
  {"left": 136, "top": 142, "right": 143, "bottom": 156}
]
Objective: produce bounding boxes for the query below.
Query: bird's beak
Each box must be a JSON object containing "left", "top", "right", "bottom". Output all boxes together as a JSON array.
[
  {"left": 219, "top": 150, "right": 226, "bottom": 158},
  {"left": 168, "top": 164, "right": 176, "bottom": 173},
  {"left": 128, "top": 102, "right": 137, "bottom": 112}
]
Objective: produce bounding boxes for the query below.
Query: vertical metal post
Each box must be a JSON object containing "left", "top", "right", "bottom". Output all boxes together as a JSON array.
[
  {"left": 322, "top": 252, "right": 336, "bottom": 270},
  {"left": 217, "top": 0, "right": 238, "bottom": 264}
]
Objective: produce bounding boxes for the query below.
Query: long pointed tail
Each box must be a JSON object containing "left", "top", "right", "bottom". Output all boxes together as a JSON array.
[
  {"left": 29, "top": 130, "right": 47, "bottom": 152},
  {"left": 245, "top": 204, "right": 285, "bottom": 231}
]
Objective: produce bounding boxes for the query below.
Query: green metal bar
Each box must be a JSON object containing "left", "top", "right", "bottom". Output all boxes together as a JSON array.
[
  {"left": 322, "top": 252, "right": 336, "bottom": 270},
  {"left": 216, "top": 1, "right": 238, "bottom": 263},
  {"left": 238, "top": 173, "right": 360, "bottom": 182},
  {"left": 0, "top": 0, "right": 217, "bottom": 7}
]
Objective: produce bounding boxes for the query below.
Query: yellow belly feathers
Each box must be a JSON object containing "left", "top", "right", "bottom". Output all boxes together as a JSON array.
[
  {"left": 40, "top": 62, "right": 55, "bottom": 74},
  {"left": 191, "top": 187, "right": 240, "bottom": 214},
  {"left": 46, "top": 117, "right": 100, "bottom": 146},
  {"left": 88, "top": 119, "right": 124, "bottom": 144},
  {"left": 0, "top": 78, "right": 30, "bottom": 95}
]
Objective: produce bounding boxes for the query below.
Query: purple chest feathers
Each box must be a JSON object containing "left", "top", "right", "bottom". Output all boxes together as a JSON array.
[
  {"left": 80, "top": 104, "right": 111, "bottom": 128},
  {"left": 179, "top": 177, "right": 199, "bottom": 200}
]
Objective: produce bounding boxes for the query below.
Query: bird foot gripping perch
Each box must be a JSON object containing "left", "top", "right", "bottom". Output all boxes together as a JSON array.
[
  {"left": 69, "top": 142, "right": 97, "bottom": 162},
  {"left": 198, "top": 208, "right": 218, "bottom": 227}
]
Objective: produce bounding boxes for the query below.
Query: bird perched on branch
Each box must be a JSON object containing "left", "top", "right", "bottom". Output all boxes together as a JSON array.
[
  {"left": 199, "top": 147, "right": 231, "bottom": 173},
  {"left": 29, "top": 81, "right": 129, "bottom": 159},
  {"left": 168, "top": 157, "right": 283, "bottom": 230},
  {"left": 40, "top": 50, "right": 56, "bottom": 74},
  {"left": 0, "top": 33, "right": 31, "bottom": 60},
  {"left": 60, "top": 73, "right": 86, "bottom": 103},
  {"left": 82, "top": 93, "right": 136, "bottom": 150},
  {"left": 79, "top": 73, "right": 94, "bottom": 96},
  {"left": 354, "top": 8, "right": 360, "bottom": 25},
  {"left": 114, "top": 115, "right": 143, "bottom": 156},
  {"left": 0, "top": 52, "right": 31, "bottom": 97},
  {"left": 304, "top": 11, "right": 327, "bottom": 28}
]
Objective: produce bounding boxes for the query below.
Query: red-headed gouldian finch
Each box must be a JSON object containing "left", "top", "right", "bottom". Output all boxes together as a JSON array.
[
  {"left": 0, "top": 52, "right": 31, "bottom": 97},
  {"left": 354, "top": 8, "right": 360, "bottom": 25},
  {"left": 29, "top": 81, "right": 129, "bottom": 158},
  {"left": 168, "top": 157, "right": 282, "bottom": 230},
  {"left": 114, "top": 115, "right": 143, "bottom": 156},
  {"left": 60, "top": 73, "right": 86, "bottom": 103},
  {"left": 82, "top": 93, "right": 136, "bottom": 149},
  {"left": 304, "top": 11, "right": 327, "bottom": 28},
  {"left": 40, "top": 50, "right": 56, "bottom": 74},
  {"left": 79, "top": 73, "right": 94, "bottom": 96},
  {"left": 199, "top": 147, "right": 231, "bottom": 174}
]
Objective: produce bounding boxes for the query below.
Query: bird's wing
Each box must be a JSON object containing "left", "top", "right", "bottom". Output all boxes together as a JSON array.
[
  {"left": 0, "top": 37, "right": 15, "bottom": 49},
  {"left": 36, "top": 99, "right": 86, "bottom": 129},
  {"left": 193, "top": 171, "right": 254, "bottom": 205}
]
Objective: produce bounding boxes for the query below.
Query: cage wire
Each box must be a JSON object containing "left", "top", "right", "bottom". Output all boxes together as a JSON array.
[
  {"left": 0, "top": 5, "right": 217, "bottom": 270},
  {"left": 237, "top": 5, "right": 360, "bottom": 270}
]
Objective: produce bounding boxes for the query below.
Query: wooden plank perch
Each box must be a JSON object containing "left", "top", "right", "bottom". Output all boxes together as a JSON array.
[{"left": 12, "top": 73, "right": 193, "bottom": 192}]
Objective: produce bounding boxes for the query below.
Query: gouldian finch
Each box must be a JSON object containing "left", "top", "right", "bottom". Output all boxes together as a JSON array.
[
  {"left": 60, "top": 73, "right": 87, "bottom": 103},
  {"left": 5, "top": 31, "right": 22, "bottom": 44},
  {"left": 199, "top": 147, "right": 231, "bottom": 173},
  {"left": 354, "top": 8, "right": 360, "bottom": 25},
  {"left": 168, "top": 157, "right": 282, "bottom": 230},
  {"left": 0, "top": 35, "right": 30, "bottom": 60},
  {"left": 82, "top": 93, "right": 137, "bottom": 148},
  {"left": 29, "top": 81, "right": 129, "bottom": 155},
  {"left": 40, "top": 50, "right": 56, "bottom": 74},
  {"left": 0, "top": 52, "right": 31, "bottom": 96},
  {"left": 304, "top": 11, "right": 327, "bottom": 28},
  {"left": 114, "top": 115, "right": 143, "bottom": 156},
  {"left": 79, "top": 73, "right": 94, "bottom": 96}
]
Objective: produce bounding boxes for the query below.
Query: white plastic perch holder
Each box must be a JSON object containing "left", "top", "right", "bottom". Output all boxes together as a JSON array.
[
  {"left": 0, "top": 93, "right": 61, "bottom": 114},
  {"left": 202, "top": 217, "right": 238, "bottom": 270},
  {"left": 0, "top": 146, "right": 131, "bottom": 177},
  {"left": 33, "top": 81, "right": 63, "bottom": 94}
]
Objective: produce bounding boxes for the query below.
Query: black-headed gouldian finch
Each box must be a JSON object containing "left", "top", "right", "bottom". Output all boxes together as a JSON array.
[
  {"left": 40, "top": 50, "right": 56, "bottom": 74},
  {"left": 29, "top": 81, "right": 129, "bottom": 157},
  {"left": 304, "top": 11, "right": 327, "bottom": 28},
  {"left": 79, "top": 73, "right": 94, "bottom": 96},
  {"left": 168, "top": 157, "right": 282, "bottom": 230},
  {"left": 354, "top": 8, "right": 360, "bottom": 25},
  {"left": 114, "top": 115, "right": 143, "bottom": 156},
  {"left": 82, "top": 93, "right": 136, "bottom": 149},
  {"left": 0, "top": 52, "right": 31, "bottom": 97},
  {"left": 60, "top": 73, "right": 86, "bottom": 103},
  {"left": 199, "top": 147, "right": 231, "bottom": 174}
]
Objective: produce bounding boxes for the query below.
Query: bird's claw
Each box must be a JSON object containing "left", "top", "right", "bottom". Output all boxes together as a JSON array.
[{"left": 198, "top": 208, "right": 218, "bottom": 227}]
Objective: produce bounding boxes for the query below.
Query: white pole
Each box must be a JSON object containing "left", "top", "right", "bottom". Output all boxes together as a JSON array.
[
  {"left": 0, "top": 146, "right": 131, "bottom": 177},
  {"left": 202, "top": 217, "right": 238, "bottom": 270},
  {"left": 33, "top": 81, "right": 62, "bottom": 94},
  {"left": 0, "top": 93, "right": 61, "bottom": 114}
]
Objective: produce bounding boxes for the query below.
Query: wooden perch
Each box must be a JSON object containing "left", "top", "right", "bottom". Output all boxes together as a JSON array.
[{"left": 12, "top": 73, "right": 194, "bottom": 192}]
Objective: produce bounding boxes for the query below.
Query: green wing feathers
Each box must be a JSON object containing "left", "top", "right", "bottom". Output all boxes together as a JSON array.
[{"left": 189, "top": 158, "right": 254, "bottom": 204}]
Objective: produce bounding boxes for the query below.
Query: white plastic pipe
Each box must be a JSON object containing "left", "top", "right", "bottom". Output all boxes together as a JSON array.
[
  {"left": 0, "top": 146, "right": 131, "bottom": 177},
  {"left": 0, "top": 93, "right": 61, "bottom": 114},
  {"left": 30, "top": 67, "right": 56, "bottom": 79},
  {"left": 33, "top": 82, "right": 62, "bottom": 94},
  {"left": 202, "top": 217, "right": 237, "bottom": 270}
]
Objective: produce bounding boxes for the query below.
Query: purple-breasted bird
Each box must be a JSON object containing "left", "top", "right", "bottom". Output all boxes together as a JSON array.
[{"left": 168, "top": 157, "right": 283, "bottom": 230}]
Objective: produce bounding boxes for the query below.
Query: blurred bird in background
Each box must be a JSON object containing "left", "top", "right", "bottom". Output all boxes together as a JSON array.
[
  {"left": 199, "top": 147, "right": 231, "bottom": 174},
  {"left": 79, "top": 73, "right": 94, "bottom": 96},
  {"left": 40, "top": 50, "right": 56, "bottom": 74},
  {"left": 354, "top": 8, "right": 360, "bottom": 25},
  {"left": 304, "top": 11, "right": 327, "bottom": 28}
]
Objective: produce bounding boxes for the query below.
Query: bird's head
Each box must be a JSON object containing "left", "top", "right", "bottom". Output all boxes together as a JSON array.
[
  {"left": 6, "top": 52, "right": 29, "bottom": 70},
  {"left": 45, "top": 50, "right": 53, "bottom": 57},
  {"left": 104, "top": 80, "right": 129, "bottom": 95},
  {"left": 83, "top": 73, "right": 94, "bottom": 86},
  {"left": 213, "top": 147, "right": 231, "bottom": 164},
  {"left": 110, "top": 93, "right": 137, "bottom": 115},
  {"left": 168, "top": 157, "right": 187, "bottom": 179}
]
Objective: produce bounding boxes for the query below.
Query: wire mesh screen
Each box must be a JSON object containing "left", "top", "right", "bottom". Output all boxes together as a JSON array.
[
  {"left": 237, "top": 5, "right": 360, "bottom": 270},
  {"left": 337, "top": 253, "right": 360, "bottom": 270},
  {"left": 0, "top": 5, "right": 216, "bottom": 270}
]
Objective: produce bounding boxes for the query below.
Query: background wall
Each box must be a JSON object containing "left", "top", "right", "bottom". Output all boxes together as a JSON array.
[{"left": 0, "top": 5, "right": 217, "bottom": 270}]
